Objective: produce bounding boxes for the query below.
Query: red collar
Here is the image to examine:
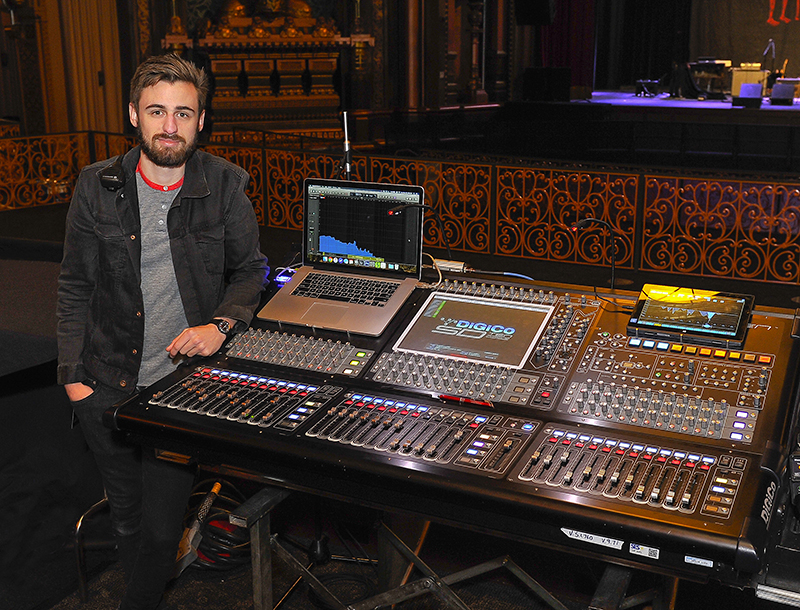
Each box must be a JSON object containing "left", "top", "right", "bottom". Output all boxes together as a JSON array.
[{"left": 136, "top": 160, "right": 184, "bottom": 192}]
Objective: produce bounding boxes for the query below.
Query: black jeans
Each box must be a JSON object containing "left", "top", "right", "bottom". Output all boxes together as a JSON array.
[{"left": 71, "top": 383, "right": 196, "bottom": 610}]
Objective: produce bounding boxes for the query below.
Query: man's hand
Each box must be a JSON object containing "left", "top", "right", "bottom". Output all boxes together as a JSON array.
[
  {"left": 65, "top": 382, "right": 94, "bottom": 402},
  {"left": 166, "top": 324, "right": 227, "bottom": 359}
]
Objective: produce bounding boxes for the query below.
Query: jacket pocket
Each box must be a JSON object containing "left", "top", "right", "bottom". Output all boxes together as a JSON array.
[
  {"left": 94, "top": 223, "right": 127, "bottom": 272},
  {"left": 193, "top": 225, "right": 225, "bottom": 276}
]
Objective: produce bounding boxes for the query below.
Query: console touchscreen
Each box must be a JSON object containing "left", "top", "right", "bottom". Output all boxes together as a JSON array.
[{"left": 627, "top": 284, "right": 754, "bottom": 347}]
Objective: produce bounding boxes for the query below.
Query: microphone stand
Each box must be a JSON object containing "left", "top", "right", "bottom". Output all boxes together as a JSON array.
[
  {"left": 571, "top": 217, "right": 629, "bottom": 290},
  {"left": 388, "top": 203, "right": 452, "bottom": 261},
  {"left": 763, "top": 39, "right": 776, "bottom": 75}
]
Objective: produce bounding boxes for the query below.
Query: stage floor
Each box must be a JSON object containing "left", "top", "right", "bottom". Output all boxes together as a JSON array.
[{"left": 587, "top": 89, "right": 800, "bottom": 116}]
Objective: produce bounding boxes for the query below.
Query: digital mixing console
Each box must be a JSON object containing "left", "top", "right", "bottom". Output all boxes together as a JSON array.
[{"left": 107, "top": 276, "right": 800, "bottom": 589}]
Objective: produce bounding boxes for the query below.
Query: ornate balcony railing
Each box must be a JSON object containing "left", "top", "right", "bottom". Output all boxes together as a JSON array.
[{"left": 3, "top": 131, "right": 800, "bottom": 285}]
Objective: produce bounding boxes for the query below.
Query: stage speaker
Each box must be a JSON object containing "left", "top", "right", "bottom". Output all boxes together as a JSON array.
[
  {"left": 732, "top": 83, "right": 762, "bottom": 108},
  {"left": 770, "top": 83, "right": 795, "bottom": 105},
  {"left": 516, "top": 0, "right": 556, "bottom": 25}
]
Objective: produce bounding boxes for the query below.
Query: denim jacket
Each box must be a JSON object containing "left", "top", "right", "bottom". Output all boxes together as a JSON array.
[{"left": 57, "top": 146, "right": 269, "bottom": 390}]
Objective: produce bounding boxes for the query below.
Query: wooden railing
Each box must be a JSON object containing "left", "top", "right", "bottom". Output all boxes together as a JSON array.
[{"left": 3, "top": 132, "right": 800, "bottom": 285}]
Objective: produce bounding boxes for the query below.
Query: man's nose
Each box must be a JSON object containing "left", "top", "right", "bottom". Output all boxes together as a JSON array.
[{"left": 162, "top": 113, "right": 178, "bottom": 134}]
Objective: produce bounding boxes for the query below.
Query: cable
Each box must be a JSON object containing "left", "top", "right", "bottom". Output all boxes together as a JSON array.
[
  {"left": 418, "top": 253, "right": 443, "bottom": 289},
  {"left": 468, "top": 268, "right": 536, "bottom": 283},
  {"left": 183, "top": 479, "right": 251, "bottom": 572}
]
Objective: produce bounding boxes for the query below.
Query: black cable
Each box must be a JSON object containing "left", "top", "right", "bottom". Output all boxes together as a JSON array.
[{"left": 183, "top": 480, "right": 251, "bottom": 572}]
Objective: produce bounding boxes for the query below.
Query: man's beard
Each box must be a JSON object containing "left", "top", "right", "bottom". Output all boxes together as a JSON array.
[{"left": 137, "top": 126, "right": 199, "bottom": 168}]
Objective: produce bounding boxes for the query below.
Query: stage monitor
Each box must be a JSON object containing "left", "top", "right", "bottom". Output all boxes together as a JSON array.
[
  {"left": 627, "top": 284, "right": 754, "bottom": 348},
  {"left": 393, "top": 292, "right": 554, "bottom": 368}
]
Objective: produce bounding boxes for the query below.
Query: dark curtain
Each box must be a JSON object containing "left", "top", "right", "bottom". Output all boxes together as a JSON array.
[
  {"left": 539, "top": 0, "right": 597, "bottom": 88},
  {"left": 594, "top": 0, "right": 692, "bottom": 89}
]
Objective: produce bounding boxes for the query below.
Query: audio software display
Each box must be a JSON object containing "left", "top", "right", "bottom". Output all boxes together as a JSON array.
[
  {"left": 627, "top": 284, "right": 754, "bottom": 347},
  {"left": 305, "top": 180, "right": 424, "bottom": 277},
  {"left": 394, "top": 293, "right": 554, "bottom": 368}
]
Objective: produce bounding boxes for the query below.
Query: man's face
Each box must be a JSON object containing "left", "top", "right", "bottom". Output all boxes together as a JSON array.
[{"left": 129, "top": 80, "right": 205, "bottom": 168}]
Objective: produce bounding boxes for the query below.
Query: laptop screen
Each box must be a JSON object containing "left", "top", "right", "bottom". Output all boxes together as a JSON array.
[{"left": 303, "top": 178, "right": 425, "bottom": 279}]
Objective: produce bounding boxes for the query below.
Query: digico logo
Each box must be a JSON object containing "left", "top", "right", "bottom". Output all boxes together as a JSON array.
[{"left": 761, "top": 480, "right": 777, "bottom": 526}]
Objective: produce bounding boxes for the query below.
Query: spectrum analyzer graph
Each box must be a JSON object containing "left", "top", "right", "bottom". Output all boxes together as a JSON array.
[
  {"left": 319, "top": 235, "right": 375, "bottom": 258},
  {"left": 317, "top": 195, "right": 404, "bottom": 262}
]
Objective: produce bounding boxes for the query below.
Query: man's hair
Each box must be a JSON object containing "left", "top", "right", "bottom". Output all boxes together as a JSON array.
[{"left": 130, "top": 54, "right": 209, "bottom": 113}]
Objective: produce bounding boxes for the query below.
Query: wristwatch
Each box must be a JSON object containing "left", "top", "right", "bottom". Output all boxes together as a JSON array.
[{"left": 211, "top": 318, "right": 233, "bottom": 337}]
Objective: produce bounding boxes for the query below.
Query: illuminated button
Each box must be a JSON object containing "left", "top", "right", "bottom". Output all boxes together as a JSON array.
[
  {"left": 656, "top": 342, "right": 669, "bottom": 351},
  {"left": 728, "top": 352, "right": 742, "bottom": 361},
  {"left": 349, "top": 360, "right": 361, "bottom": 366},
  {"left": 642, "top": 340, "right": 656, "bottom": 349},
  {"left": 730, "top": 432, "right": 744, "bottom": 441},
  {"left": 670, "top": 344, "right": 684, "bottom": 353},
  {"left": 356, "top": 351, "right": 367, "bottom": 357},
  {"left": 699, "top": 348, "right": 712, "bottom": 357},
  {"left": 743, "top": 354, "right": 756, "bottom": 363},
  {"left": 758, "top": 355, "right": 772, "bottom": 365},
  {"left": 343, "top": 368, "right": 354, "bottom": 375},
  {"left": 735, "top": 411, "right": 749, "bottom": 418},
  {"left": 629, "top": 338, "right": 642, "bottom": 347},
  {"left": 733, "top": 421, "right": 746, "bottom": 429},
  {"left": 684, "top": 346, "right": 698, "bottom": 355},
  {"left": 713, "top": 350, "right": 727, "bottom": 359}
]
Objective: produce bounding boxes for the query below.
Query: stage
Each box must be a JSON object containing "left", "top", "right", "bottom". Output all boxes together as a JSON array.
[
  {"left": 592, "top": 89, "right": 798, "bottom": 111},
  {"left": 481, "top": 90, "right": 800, "bottom": 172}
]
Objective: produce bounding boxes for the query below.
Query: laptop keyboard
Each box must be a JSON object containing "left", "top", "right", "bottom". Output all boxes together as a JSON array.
[{"left": 292, "top": 272, "right": 401, "bottom": 307}]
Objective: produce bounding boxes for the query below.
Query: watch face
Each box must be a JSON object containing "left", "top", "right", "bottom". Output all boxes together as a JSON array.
[{"left": 216, "top": 319, "right": 231, "bottom": 334}]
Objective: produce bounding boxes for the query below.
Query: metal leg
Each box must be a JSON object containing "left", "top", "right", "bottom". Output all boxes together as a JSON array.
[
  {"left": 351, "top": 522, "right": 570, "bottom": 610},
  {"left": 74, "top": 496, "right": 112, "bottom": 603},
  {"left": 590, "top": 564, "right": 679, "bottom": 610},
  {"left": 229, "top": 486, "right": 291, "bottom": 610},
  {"left": 590, "top": 564, "right": 633, "bottom": 610},
  {"left": 270, "top": 534, "right": 348, "bottom": 610}
]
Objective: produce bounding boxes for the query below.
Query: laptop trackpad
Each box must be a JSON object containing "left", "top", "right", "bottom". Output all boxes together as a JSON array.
[{"left": 301, "top": 302, "right": 348, "bottom": 325}]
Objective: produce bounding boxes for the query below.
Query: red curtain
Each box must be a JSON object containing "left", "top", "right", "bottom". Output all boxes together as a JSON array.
[{"left": 539, "top": 0, "right": 597, "bottom": 88}]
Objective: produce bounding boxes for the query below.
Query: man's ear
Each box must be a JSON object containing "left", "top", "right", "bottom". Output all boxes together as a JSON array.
[
  {"left": 128, "top": 102, "right": 139, "bottom": 128},
  {"left": 198, "top": 109, "right": 206, "bottom": 132}
]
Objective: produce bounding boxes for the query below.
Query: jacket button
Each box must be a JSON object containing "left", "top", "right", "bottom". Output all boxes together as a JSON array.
[
  {"left": 120, "top": 380, "right": 127, "bottom": 388},
  {"left": 130, "top": 235, "right": 136, "bottom": 240},
  {"left": 136, "top": 311, "right": 142, "bottom": 317},
  {"left": 132, "top": 349, "right": 138, "bottom": 355}
]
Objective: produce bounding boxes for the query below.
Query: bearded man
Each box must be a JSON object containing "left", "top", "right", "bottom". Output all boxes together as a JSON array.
[{"left": 57, "top": 53, "right": 269, "bottom": 610}]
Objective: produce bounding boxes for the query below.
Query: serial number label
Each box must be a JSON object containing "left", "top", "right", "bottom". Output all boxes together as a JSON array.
[{"left": 561, "top": 528, "right": 624, "bottom": 550}]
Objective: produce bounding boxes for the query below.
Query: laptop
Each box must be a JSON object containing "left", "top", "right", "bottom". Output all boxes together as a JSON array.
[{"left": 257, "top": 178, "right": 425, "bottom": 336}]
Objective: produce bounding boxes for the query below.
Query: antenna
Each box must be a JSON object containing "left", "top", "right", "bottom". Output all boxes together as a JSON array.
[{"left": 341, "top": 111, "right": 352, "bottom": 180}]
